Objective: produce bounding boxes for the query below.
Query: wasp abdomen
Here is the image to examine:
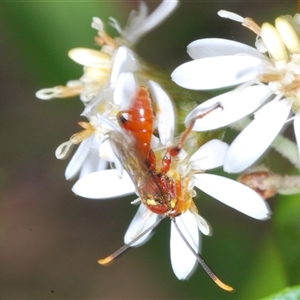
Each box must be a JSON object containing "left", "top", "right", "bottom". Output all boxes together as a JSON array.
[{"left": 117, "top": 86, "right": 153, "bottom": 157}]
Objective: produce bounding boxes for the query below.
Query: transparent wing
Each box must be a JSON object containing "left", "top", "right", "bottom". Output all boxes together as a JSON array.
[{"left": 109, "top": 130, "right": 165, "bottom": 203}]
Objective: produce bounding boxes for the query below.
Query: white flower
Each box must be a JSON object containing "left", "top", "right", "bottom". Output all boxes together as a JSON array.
[
  {"left": 55, "top": 119, "right": 107, "bottom": 181},
  {"left": 54, "top": 50, "right": 138, "bottom": 181},
  {"left": 36, "top": 0, "right": 178, "bottom": 103},
  {"left": 121, "top": 138, "right": 270, "bottom": 280},
  {"left": 110, "top": 0, "right": 179, "bottom": 45},
  {"left": 72, "top": 76, "right": 176, "bottom": 198},
  {"left": 171, "top": 11, "right": 300, "bottom": 173},
  {"left": 186, "top": 140, "right": 271, "bottom": 220},
  {"left": 36, "top": 1, "right": 179, "bottom": 185},
  {"left": 124, "top": 203, "right": 200, "bottom": 280},
  {"left": 85, "top": 89, "right": 270, "bottom": 283}
]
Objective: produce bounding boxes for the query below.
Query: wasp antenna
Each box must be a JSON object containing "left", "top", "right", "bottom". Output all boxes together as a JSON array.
[
  {"left": 98, "top": 243, "right": 129, "bottom": 265},
  {"left": 98, "top": 216, "right": 164, "bottom": 265},
  {"left": 171, "top": 219, "right": 234, "bottom": 292}
]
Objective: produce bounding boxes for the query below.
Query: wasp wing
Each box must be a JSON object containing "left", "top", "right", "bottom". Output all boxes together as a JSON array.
[{"left": 109, "top": 130, "right": 164, "bottom": 203}]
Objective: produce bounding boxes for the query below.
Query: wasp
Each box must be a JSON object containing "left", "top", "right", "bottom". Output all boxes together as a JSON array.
[{"left": 99, "top": 86, "right": 233, "bottom": 291}]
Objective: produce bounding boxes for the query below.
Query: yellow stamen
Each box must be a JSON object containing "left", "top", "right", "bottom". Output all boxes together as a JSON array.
[
  {"left": 256, "top": 73, "right": 282, "bottom": 83},
  {"left": 77, "top": 121, "right": 94, "bottom": 130},
  {"left": 261, "top": 22, "right": 288, "bottom": 62},
  {"left": 275, "top": 17, "right": 300, "bottom": 54},
  {"left": 58, "top": 85, "right": 83, "bottom": 97},
  {"left": 35, "top": 85, "right": 83, "bottom": 100},
  {"left": 242, "top": 17, "right": 261, "bottom": 36},
  {"left": 70, "top": 122, "right": 96, "bottom": 144},
  {"left": 95, "top": 31, "right": 118, "bottom": 49}
]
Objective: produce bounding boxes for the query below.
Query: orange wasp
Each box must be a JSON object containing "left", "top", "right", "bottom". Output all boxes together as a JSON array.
[{"left": 99, "top": 86, "right": 233, "bottom": 291}]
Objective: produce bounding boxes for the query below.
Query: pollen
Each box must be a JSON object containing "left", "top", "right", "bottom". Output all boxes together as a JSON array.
[
  {"left": 146, "top": 198, "right": 157, "bottom": 206},
  {"left": 170, "top": 199, "right": 177, "bottom": 208},
  {"left": 154, "top": 102, "right": 162, "bottom": 115}
]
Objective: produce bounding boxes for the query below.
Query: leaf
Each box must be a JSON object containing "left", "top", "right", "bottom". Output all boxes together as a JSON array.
[
  {"left": 2, "top": 2, "right": 121, "bottom": 84},
  {"left": 262, "top": 286, "right": 300, "bottom": 300},
  {"left": 237, "top": 234, "right": 287, "bottom": 299},
  {"left": 273, "top": 194, "right": 300, "bottom": 285}
]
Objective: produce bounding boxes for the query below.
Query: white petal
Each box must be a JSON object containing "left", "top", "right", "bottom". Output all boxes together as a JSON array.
[
  {"left": 125, "top": 0, "right": 179, "bottom": 44},
  {"left": 150, "top": 134, "right": 160, "bottom": 149},
  {"left": 224, "top": 100, "right": 291, "bottom": 173},
  {"left": 124, "top": 204, "right": 159, "bottom": 247},
  {"left": 191, "top": 212, "right": 212, "bottom": 236},
  {"left": 148, "top": 80, "right": 175, "bottom": 145},
  {"left": 170, "top": 211, "right": 199, "bottom": 280},
  {"left": 111, "top": 147, "right": 124, "bottom": 179},
  {"left": 171, "top": 56, "right": 264, "bottom": 90},
  {"left": 65, "top": 137, "right": 92, "bottom": 180},
  {"left": 189, "top": 139, "right": 228, "bottom": 170},
  {"left": 72, "top": 169, "right": 135, "bottom": 199},
  {"left": 110, "top": 46, "right": 139, "bottom": 87},
  {"left": 113, "top": 72, "right": 137, "bottom": 108},
  {"left": 78, "top": 147, "right": 106, "bottom": 179},
  {"left": 81, "top": 88, "right": 106, "bottom": 117},
  {"left": 293, "top": 113, "right": 300, "bottom": 168},
  {"left": 193, "top": 173, "right": 271, "bottom": 220},
  {"left": 185, "top": 85, "right": 272, "bottom": 131},
  {"left": 66, "top": 134, "right": 102, "bottom": 180},
  {"left": 95, "top": 158, "right": 108, "bottom": 173},
  {"left": 187, "top": 38, "right": 267, "bottom": 60},
  {"left": 99, "top": 139, "right": 115, "bottom": 162}
]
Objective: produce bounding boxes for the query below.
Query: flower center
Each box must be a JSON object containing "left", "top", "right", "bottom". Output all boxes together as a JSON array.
[
  {"left": 55, "top": 117, "right": 98, "bottom": 160},
  {"left": 219, "top": 10, "right": 300, "bottom": 110},
  {"left": 259, "top": 18, "right": 300, "bottom": 110}
]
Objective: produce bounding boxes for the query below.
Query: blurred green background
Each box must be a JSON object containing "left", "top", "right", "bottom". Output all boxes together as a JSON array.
[{"left": 0, "top": 0, "right": 299, "bottom": 299}]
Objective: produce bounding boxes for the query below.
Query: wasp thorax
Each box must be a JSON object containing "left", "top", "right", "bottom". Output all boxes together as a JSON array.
[{"left": 140, "top": 167, "right": 193, "bottom": 218}]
